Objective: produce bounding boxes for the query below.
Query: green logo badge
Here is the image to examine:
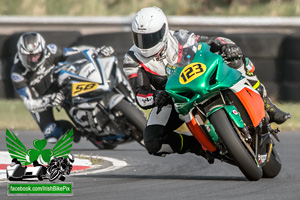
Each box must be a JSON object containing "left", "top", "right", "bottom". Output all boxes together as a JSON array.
[{"left": 6, "top": 129, "right": 73, "bottom": 166}]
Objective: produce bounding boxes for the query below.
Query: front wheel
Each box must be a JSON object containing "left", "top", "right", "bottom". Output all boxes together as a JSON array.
[
  {"left": 49, "top": 169, "right": 61, "bottom": 182},
  {"left": 209, "top": 109, "right": 263, "bottom": 181},
  {"left": 262, "top": 147, "right": 281, "bottom": 178},
  {"left": 113, "top": 99, "right": 146, "bottom": 146}
]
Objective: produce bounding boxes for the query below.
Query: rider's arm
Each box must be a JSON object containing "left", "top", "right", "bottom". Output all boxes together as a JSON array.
[
  {"left": 47, "top": 44, "right": 79, "bottom": 64},
  {"left": 123, "top": 51, "right": 166, "bottom": 109},
  {"left": 13, "top": 86, "right": 52, "bottom": 113},
  {"left": 123, "top": 51, "right": 140, "bottom": 89},
  {"left": 200, "top": 36, "right": 244, "bottom": 69},
  {"left": 11, "top": 64, "right": 52, "bottom": 113}
]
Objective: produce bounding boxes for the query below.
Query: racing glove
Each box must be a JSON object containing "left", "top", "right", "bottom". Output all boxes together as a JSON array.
[
  {"left": 154, "top": 90, "right": 172, "bottom": 107},
  {"left": 208, "top": 37, "right": 243, "bottom": 59},
  {"left": 96, "top": 45, "right": 115, "bottom": 57},
  {"left": 50, "top": 92, "right": 65, "bottom": 107},
  {"left": 208, "top": 37, "right": 243, "bottom": 69},
  {"left": 220, "top": 44, "right": 243, "bottom": 61}
]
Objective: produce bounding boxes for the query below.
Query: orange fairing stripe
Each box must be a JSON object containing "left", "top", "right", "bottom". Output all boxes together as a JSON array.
[
  {"left": 186, "top": 116, "right": 216, "bottom": 152},
  {"left": 235, "top": 87, "right": 265, "bottom": 127}
]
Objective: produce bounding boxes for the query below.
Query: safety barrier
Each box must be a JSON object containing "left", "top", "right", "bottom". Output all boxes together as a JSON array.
[{"left": 0, "top": 17, "right": 299, "bottom": 101}]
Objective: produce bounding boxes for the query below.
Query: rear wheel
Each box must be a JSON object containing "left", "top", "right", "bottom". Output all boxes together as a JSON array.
[
  {"left": 113, "top": 99, "right": 146, "bottom": 146},
  {"left": 209, "top": 109, "right": 263, "bottom": 181},
  {"left": 262, "top": 147, "right": 282, "bottom": 178}
]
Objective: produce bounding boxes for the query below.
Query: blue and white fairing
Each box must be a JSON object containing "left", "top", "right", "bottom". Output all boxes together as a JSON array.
[{"left": 56, "top": 49, "right": 133, "bottom": 99}]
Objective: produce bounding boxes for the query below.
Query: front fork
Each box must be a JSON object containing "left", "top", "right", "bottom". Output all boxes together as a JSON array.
[
  {"left": 180, "top": 113, "right": 216, "bottom": 152},
  {"left": 179, "top": 104, "right": 248, "bottom": 153}
]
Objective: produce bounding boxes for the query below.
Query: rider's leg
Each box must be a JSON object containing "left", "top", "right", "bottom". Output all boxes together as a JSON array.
[
  {"left": 256, "top": 83, "right": 291, "bottom": 124},
  {"left": 238, "top": 58, "right": 291, "bottom": 124},
  {"left": 32, "top": 109, "right": 80, "bottom": 143},
  {"left": 56, "top": 120, "right": 81, "bottom": 143},
  {"left": 143, "top": 104, "right": 214, "bottom": 163},
  {"left": 31, "top": 109, "right": 62, "bottom": 143}
]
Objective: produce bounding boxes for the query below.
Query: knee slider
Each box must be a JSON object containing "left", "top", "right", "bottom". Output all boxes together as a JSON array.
[
  {"left": 143, "top": 125, "right": 165, "bottom": 154},
  {"left": 145, "top": 139, "right": 162, "bottom": 154},
  {"left": 43, "top": 123, "right": 63, "bottom": 139}
]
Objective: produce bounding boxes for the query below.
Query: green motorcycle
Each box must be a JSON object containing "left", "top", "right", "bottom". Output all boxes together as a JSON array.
[{"left": 165, "top": 43, "right": 281, "bottom": 181}]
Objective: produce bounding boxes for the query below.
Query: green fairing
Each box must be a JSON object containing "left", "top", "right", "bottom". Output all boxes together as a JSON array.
[
  {"left": 224, "top": 105, "right": 244, "bottom": 128},
  {"left": 166, "top": 43, "right": 242, "bottom": 115},
  {"left": 207, "top": 105, "right": 244, "bottom": 128},
  {"left": 204, "top": 121, "right": 218, "bottom": 142}
]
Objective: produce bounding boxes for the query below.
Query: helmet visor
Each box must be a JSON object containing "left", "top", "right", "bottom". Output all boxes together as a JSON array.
[
  {"left": 19, "top": 52, "right": 44, "bottom": 71},
  {"left": 133, "top": 23, "right": 166, "bottom": 49}
]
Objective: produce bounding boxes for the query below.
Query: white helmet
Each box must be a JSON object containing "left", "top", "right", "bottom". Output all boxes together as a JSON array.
[
  {"left": 67, "top": 154, "right": 74, "bottom": 163},
  {"left": 17, "top": 32, "right": 46, "bottom": 71},
  {"left": 132, "top": 7, "right": 169, "bottom": 58}
]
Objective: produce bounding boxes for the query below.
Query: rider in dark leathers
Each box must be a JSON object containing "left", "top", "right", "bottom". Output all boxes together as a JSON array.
[
  {"left": 11, "top": 32, "right": 114, "bottom": 143},
  {"left": 47, "top": 154, "right": 75, "bottom": 181},
  {"left": 123, "top": 7, "right": 291, "bottom": 162}
]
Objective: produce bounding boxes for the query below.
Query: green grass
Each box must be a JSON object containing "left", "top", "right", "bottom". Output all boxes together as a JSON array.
[
  {"left": 76, "top": 154, "right": 103, "bottom": 165},
  {"left": 0, "top": 99, "right": 69, "bottom": 130},
  {"left": 1, "top": 0, "right": 300, "bottom": 16},
  {"left": 1, "top": 99, "right": 298, "bottom": 132}
]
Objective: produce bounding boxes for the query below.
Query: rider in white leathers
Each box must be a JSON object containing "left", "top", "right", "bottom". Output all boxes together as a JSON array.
[{"left": 123, "top": 7, "right": 290, "bottom": 161}]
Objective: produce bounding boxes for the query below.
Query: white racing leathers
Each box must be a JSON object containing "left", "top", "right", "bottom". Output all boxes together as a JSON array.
[{"left": 123, "top": 29, "right": 258, "bottom": 155}]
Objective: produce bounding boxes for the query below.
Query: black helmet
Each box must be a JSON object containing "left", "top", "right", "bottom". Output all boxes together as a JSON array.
[{"left": 17, "top": 32, "right": 46, "bottom": 71}]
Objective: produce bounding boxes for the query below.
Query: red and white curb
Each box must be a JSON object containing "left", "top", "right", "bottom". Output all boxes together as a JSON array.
[{"left": 0, "top": 151, "right": 127, "bottom": 181}]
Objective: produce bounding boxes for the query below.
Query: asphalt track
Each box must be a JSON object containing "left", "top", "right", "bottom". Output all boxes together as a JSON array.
[{"left": 0, "top": 130, "right": 299, "bottom": 200}]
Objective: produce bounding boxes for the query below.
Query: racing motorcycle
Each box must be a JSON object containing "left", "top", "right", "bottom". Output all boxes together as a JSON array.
[
  {"left": 46, "top": 156, "right": 73, "bottom": 182},
  {"left": 53, "top": 48, "right": 146, "bottom": 149},
  {"left": 164, "top": 42, "right": 281, "bottom": 181}
]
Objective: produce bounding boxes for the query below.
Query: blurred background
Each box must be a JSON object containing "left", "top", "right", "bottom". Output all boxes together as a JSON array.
[
  {"left": 0, "top": 0, "right": 299, "bottom": 131},
  {"left": 1, "top": 0, "right": 300, "bottom": 16}
]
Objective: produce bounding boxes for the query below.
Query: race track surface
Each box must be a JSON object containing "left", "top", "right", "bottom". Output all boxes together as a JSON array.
[{"left": 0, "top": 130, "right": 299, "bottom": 200}]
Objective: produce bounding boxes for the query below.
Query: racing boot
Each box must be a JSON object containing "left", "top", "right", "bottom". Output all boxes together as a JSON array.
[
  {"left": 73, "top": 129, "right": 81, "bottom": 143},
  {"left": 177, "top": 134, "right": 214, "bottom": 164},
  {"left": 263, "top": 96, "right": 291, "bottom": 124},
  {"left": 256, "top": 83, "right": 291, "bottom": 124}
]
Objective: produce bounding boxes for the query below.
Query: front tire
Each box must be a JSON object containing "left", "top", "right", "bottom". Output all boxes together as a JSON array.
[
  {"left": 49, "top": 169, "right": 61, "bottom": 182},
  {"left": 209, "top": 109, "right": 263, "bottom": 181},
  {"left": 113, "top": 99, "right": 146, "bottom": 146},
  {"left": 262, "top": 147, "right": 281, "bottom": 178}
]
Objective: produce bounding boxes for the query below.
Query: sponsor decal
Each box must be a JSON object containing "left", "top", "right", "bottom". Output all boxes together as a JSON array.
[
  {"left": 166, "top": 67, "right": 171, "bottom": 75},
  {"left": 123, "top": 55, "right": 135, "bottom": 65},
  {"left": 197, "top": 44, "right": 202, "bottom": 50},
  {"left": 47, "top": 44, "right": 57, "bottom": 54},
  {"left": 11, "top": 73, "right": 24, "bottom": 83},
  {"left": 27, "top": 44, "right": 35, "bottom": 51},
  {"left": 205, "top": 125, "right": 211, "bottom": 132},
  {"left": 232, "top": 110, "right": 238, "bottom": 115},
  {"left": 30, "top": 65, "right": 54, "bottom": 86}
]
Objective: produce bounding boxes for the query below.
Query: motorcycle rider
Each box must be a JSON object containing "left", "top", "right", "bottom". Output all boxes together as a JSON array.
[
  {"left": 47, "top": 154, "right": 74, "bottom": 181},
  {"left": 123, "top": 7, "right": 291, "bottom": 162},
  {"left": 11, "top": 32, "right": 115, "bottom": 143}
]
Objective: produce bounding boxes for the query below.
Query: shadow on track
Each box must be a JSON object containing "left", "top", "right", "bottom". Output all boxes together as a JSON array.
[{"left": 77, "top": 174, "right": 247, "bottom": 181}]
